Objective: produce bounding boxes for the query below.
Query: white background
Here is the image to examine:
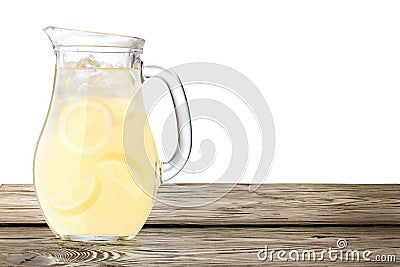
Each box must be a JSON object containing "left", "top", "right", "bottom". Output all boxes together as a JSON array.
[{"left": 1, "top": 0, "right": 399, "bottom": 184}]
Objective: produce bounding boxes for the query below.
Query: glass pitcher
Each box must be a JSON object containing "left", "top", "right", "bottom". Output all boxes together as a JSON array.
[{"left": 33, "top": 27, "right": 192, "bottom": 241}]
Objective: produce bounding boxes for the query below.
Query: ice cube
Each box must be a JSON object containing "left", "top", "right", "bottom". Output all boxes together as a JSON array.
[
  {"left": 57, "top": 67, "right": 94, "bottom": 98},
  {"left": 58, "top": 55, "right": 137, "bottom": 98},
  {"left": 77, "top": 55, "right": 98, "bottom": 68},
  {"left": 83, "top": 69, "right": 136, "bottom": 97}
]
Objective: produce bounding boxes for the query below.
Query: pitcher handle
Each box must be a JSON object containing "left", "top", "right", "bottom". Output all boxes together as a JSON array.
[{"left": 142, "top": 65, "right": 192, "bottom": 183}]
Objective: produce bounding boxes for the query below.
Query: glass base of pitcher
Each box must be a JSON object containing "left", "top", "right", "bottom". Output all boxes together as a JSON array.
[{"left": 59, "top": 234, "right": 135, "bottom": 242}]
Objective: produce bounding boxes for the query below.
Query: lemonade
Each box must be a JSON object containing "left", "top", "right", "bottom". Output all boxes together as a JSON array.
[{"left": 34, "top": 63, "right": 160, "bottom": 240}]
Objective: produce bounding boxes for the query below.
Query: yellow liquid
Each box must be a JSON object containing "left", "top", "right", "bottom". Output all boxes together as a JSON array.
[{"left": 34, "top": 67, "right": 159, "bottom": 239}]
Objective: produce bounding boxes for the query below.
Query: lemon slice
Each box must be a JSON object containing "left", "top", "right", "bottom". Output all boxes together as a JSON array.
[
  {"left": 58, "top": 98, "right": 114, "bottom": 154},
  {"left": 49, "top": 176, "right": 101, "bottom": 215},
  {"left": 98, "top": 154, "right": 142, "bottom": 198}
]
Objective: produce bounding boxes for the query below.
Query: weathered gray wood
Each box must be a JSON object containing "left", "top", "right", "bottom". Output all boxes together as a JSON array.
[
  {"left": 1, "top": 184, "right": 399, "bottom": 225},
  {"left": 0, "top": 226, "right": 398, "bottom": 266}
]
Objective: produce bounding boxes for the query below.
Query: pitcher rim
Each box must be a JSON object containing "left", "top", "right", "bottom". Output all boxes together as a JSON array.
[{"left": 44, "top": 26, "right": 145, "bottom": 51}]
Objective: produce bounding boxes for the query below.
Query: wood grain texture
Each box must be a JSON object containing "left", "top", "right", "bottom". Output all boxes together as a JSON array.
[
  {"left": 0, "top": 184, "right": 399, "bottom": 225},
  {"left": 0, "top": 226, "right": 398, "bottom": 266},
  {"left": 0, "top": 184, "right": 399, "bottom": 266}
]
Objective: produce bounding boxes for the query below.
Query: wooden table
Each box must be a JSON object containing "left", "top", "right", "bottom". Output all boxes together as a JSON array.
[{"left": 0, "top": 184, "right": 399, "bottom": 266}]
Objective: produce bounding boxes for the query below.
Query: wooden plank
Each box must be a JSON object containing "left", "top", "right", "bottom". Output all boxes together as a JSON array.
[
  {"left": 0, "top": 226, "right": 398, "bottom": 266},
  {"left": 0, "top": 184, "right": 399, "bottom": 225}
]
